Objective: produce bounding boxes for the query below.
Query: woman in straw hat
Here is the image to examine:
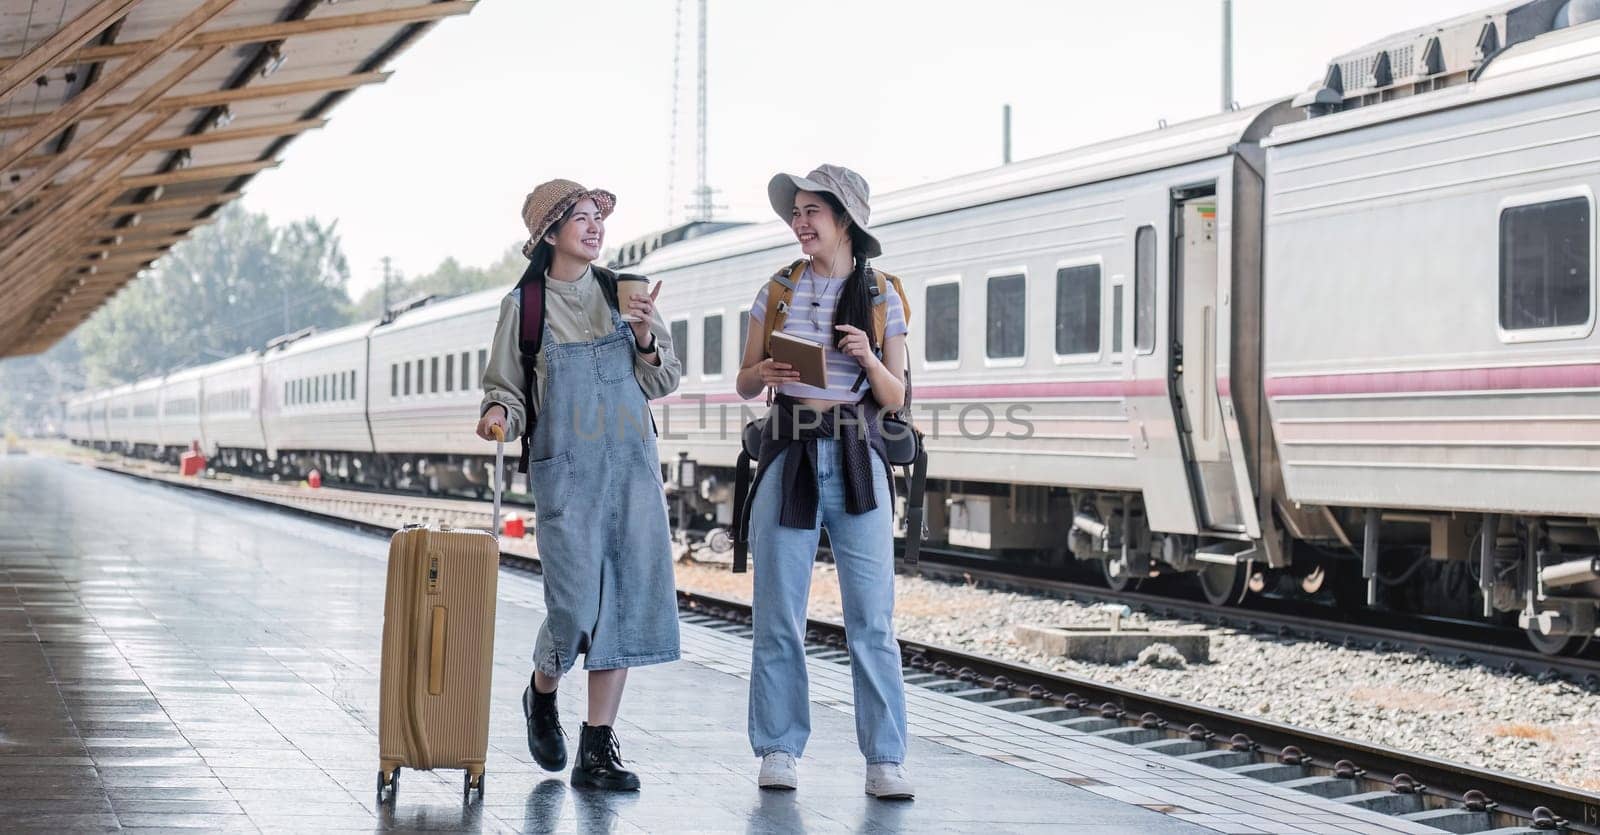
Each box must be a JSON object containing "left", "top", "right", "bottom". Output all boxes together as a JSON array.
[
  {"left": 476, "top": 179, "right": 682, "bottom": 791},
  {"left": 735, "top": 164, "right": 914, "bottom": 799}
]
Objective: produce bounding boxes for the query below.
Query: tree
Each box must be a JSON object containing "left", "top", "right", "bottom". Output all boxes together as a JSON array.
[
  {"left": 0, "top": 335, "right": 83, "bottom": 436},
  {"left": 350, "top": 244, "right": 525, "bottom": 320},
  {"left": 73, "top": 204, "right": 352, "bottom": 386}
]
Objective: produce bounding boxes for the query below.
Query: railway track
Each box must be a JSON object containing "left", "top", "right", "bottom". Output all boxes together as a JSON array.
[
  {"left": 85, "top": 457, "right": 1600, "bottom": 832},
  {"left": 907, "top": 554, "right": 1600, "bottom": 689},
  {"left": 90, "top": 454, "right": 1600, "bottom": 682}
]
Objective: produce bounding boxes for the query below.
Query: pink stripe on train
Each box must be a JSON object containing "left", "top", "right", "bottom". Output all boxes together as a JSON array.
[{"left": 1265, "top": 363, "right": 1600, "bottom": 398}]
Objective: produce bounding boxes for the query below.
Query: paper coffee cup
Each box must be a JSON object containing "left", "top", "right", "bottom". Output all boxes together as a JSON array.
[{"left": 617, "top": 276, "right": 649, "bottom": 323}]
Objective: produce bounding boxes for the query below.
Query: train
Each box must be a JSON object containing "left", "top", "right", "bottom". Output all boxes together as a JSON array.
[{"left": 66, "top": 1, "right": 1600, "bottom": 654}]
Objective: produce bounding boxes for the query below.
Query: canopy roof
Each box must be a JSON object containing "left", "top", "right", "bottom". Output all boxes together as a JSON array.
[{"left": 0, "top": 0, "right": 477, "bottom": 357}]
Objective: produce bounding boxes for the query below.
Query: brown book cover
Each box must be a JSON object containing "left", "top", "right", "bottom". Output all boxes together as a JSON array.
[{"left": 769, "top": 331, "right": 828, "bottom": 388}]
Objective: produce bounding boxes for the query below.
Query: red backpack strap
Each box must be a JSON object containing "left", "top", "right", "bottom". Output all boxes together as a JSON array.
[
  {"left": 514, "top": 275, "right": 546, "bottom": 472},
  {"left": 518, "top": 276, "right": 546, "bottom": 356}
]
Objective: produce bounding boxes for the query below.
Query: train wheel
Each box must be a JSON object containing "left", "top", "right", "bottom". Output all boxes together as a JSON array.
[
  {"left": 1524, "top": 627, "right": 1592, "bottom": 657},
  {"left": 1197, "top": 561, "right": 1248, "bottom": 606},
  {"left": 1102, "top": 557, "right": 1141, "bottom": 592}
]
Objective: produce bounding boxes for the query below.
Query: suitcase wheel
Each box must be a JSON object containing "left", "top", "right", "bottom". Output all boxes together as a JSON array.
[
  {"left": 377, "top": 768, "right": 398, "bottom": 805},
  {"left": 463, "top": 771, "right": 484, "bottom": 804}
]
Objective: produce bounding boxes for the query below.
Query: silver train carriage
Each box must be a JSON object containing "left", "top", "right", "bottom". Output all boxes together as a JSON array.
[
  {"left": 1264, "top": 1, "right": 1600, "bottom": 653},
  {"left": 61, "top": 1, "right": 1600, "bottom": 653}
]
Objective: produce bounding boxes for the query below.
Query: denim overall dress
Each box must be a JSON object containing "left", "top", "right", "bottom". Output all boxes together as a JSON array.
[{"left": 526, "top": 306, "right": 681, "bottom": 676}]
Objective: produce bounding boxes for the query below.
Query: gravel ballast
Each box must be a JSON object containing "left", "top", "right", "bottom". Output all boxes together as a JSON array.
[{"left": 674, "top": 561, "right": 1600, "bottom": 792}]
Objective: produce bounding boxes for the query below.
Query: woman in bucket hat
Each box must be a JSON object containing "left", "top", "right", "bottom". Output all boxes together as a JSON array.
[
  {"left": 476, "top": 179, "right": 683, "bottom": 791},
  {"left": 735, "top": 164, "right": 914, "bottom": 799}
]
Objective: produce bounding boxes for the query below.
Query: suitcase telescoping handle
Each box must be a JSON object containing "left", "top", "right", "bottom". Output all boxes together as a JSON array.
[{"left": 490, "top": 425, "right": 505, "bottom": 539}]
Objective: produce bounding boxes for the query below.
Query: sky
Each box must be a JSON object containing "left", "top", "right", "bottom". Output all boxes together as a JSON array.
[{"left": 238, "top": 0, "right": 1490, "bottom": 296}]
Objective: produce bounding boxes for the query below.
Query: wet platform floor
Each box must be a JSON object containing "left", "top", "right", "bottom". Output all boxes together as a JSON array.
[{"left": 0, "top": 456, "right": 1434, "bottom": 833}]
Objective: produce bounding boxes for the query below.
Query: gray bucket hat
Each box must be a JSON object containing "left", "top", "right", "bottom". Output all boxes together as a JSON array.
[{"left": 767, "top": 164, "right": 882, "bottom": 259}]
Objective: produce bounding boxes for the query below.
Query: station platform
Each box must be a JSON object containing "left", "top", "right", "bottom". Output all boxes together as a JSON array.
[{"left": 0, "top": 455, "right": 1449, "bottom": 833}]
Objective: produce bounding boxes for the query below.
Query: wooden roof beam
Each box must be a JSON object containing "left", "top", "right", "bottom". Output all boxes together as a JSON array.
[
  {"left": 0, "top": 0, "right": 142, "bottom": 103},
  {"left": 0, "top": 45, "right": 225, "bottom": 217},
  {"left": 74, "top": 235, "right": 188, "bottom": 258},
  {"left": 120, "top": 159, "right": 279, "bottom": 190},
  {"left": 0, "top": 2, "right": 478, "bottom": 71},
  {"left": 0, "top": 114, "right": 182, "bottom": 284},
  {"left": 0, "top": 71, "right": 391, "bottom": 131},
  {"left": 0, "top": 110, "right": 169, "bottom": 246},
  {"left": 82, "top": 118, "right": 330, "bottom": 161},
  {"left": 2, "top": 158, "right": 270, "bottom": 280},
  {"left": 101, "top": 191, "right": 242, "bottom": 216},
  {"left": 0, "top": 0, "right": 239, "bottom": 174}
]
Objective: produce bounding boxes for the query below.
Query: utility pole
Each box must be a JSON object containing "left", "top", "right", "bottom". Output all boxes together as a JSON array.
[
  {"left": 381, "top": 256, "right": 393, "bottom": 315},
  {"left": 1221, "top": 0, "right": 1234, "bottom": 111},
  {"left": 692, "top": 0, "right": 711, "bottom": 222},
  {"left": 1002, "top": 104, "right": 1012, "bottom": 164}
]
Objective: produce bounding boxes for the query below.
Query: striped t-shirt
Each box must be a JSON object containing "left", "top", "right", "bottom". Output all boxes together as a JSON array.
[{"left": 749, "top": 267, "right": 908, "bottom": 402}]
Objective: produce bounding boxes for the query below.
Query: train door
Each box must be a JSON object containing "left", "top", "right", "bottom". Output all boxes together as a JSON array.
[{"left": 1170, "top": 191, "right": 1248, "bottom": 534}]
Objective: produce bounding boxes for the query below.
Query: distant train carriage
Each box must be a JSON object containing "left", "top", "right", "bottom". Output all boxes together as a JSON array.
[
  {"left": 64, "top": 394, "right": 94, "bottom": 447},
  {"left": 366, "top": 291, "right": 503, "bottom": 495},
  {"left": 88, "top": 391, "right": 111, "bottom": 451},
  {"left": 196, "top": 353, "right": 267, "bottom": 473},
  {"left": 259, "top": 323, "right": 376, "bottom": 481},
  {"left": 159, "top": 365, "right": 207, "bottom": 464}
]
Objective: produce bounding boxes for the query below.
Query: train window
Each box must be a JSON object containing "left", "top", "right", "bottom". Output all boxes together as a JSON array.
[
  {"left": 1500, "top": 194, "right": 1592, "bottom": 337},
  {"left": 349, "top": 370, "right": 357, "bottom": 400},
  {"left": 462, "top": 351, "right": 473, "bottom": 389},
  {"left": 671, "top": 319, "right": 689, "bottom": 368},
  {"left": 703, "top": 314, "right": 723, "bottom": 377},
  {"left": 1134, "top": 226, "right": 1156, "bottom": 353},
  {"left": 430, "top": 357, "right": 439, "bottom": 394},
  {"left": 477, "top": 350, "right": 487, "bottom": 387},
  {"left": 404, "top": 362, "right": 412, "bottom": 396},
  {"left": 925, "top": 281, "right": 959, "bottom": 364},
  {"left": 445, "top": 354, "right": 454, "bottom": 392},
  {"left": 986, "top": 273, "right": 1026, "bottom": 360},
  {"left": 1054, "top": 263, "right": 1101, "bottom": 357},
  {"left": 391, "top": 364, "right": 399, "bottom": 398},
  {"left": 284, "top": 382, "right": 289, "bottom": 406},
  {"left": 1111, "top": 284, "right": 1125, "bottom": 355}
]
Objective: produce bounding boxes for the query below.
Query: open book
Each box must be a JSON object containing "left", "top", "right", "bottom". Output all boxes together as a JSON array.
[{"left": 769, "top": 331, "right": 828, "bottom": 388}]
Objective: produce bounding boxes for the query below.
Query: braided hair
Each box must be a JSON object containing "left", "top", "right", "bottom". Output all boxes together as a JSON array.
[{"left": 816, "top": 191, "right": 878, "bottom": 351}]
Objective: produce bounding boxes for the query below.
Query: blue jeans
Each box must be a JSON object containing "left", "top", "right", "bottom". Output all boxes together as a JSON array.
[{"left": 747, "top": 440, "right": 907, "bottom": 764}]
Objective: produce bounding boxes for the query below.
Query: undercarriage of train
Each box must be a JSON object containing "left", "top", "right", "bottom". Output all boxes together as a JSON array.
[{"left": 123, "top": 437, "right": 1600, "bottom": 657}]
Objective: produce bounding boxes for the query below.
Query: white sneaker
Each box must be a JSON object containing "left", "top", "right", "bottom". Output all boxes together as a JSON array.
[
  {"left": 865, "top": 762, "right": 914, "bottom": 799},
  {"left": 758, "top": 752, "right": 798, "bottom": 790}
]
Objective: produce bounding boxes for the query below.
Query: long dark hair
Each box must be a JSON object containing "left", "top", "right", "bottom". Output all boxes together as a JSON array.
[
  {"left": 518, "top": 205, "right": 572, "bottom": 291},
  {"left": 817, "top": 192, "right": 878, "bottom": 350}
]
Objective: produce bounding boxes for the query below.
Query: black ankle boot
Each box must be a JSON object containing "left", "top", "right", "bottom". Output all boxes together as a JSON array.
[
  {"left": 570, "top": 723, "right": 640, "bottom": 791},
  {"left": 522, "top": 684, "right": 567, "bottom": 771}
]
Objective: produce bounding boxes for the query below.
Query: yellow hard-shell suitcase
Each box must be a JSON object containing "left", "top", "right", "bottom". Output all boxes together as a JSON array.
[{"left": 376, "top": 435, "right": 504, "bottom": 804}]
